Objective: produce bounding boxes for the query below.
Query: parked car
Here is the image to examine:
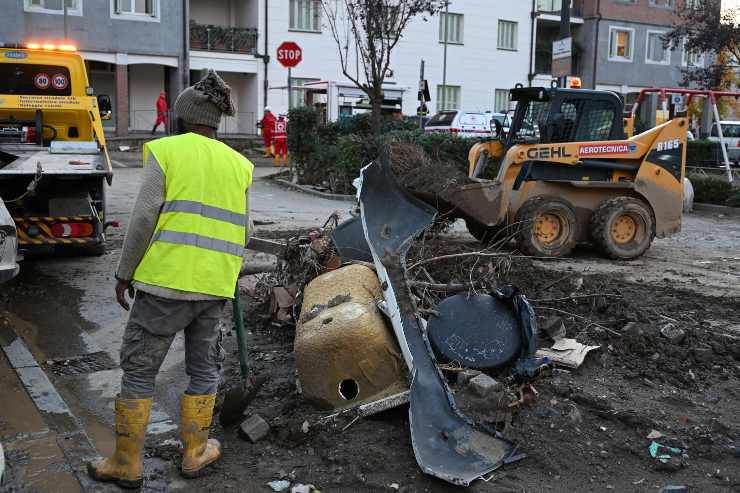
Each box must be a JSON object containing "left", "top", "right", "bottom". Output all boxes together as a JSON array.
[
  {"left": 488, "top": 111, "right": 512, "bottom": 135},
  {"left": 707, "top": 121, "right": 740, "bottom": 163},
  {"left": 0, "top": 199, "right": 19, "bottom": 283},
  {"left": 425, "top": 111, "right": 497, "bottom": 139}
]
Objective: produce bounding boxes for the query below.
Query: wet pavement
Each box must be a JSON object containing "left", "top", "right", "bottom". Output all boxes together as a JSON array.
[{"left": 0, "top": 163, "right": 350, "bottom": 492}]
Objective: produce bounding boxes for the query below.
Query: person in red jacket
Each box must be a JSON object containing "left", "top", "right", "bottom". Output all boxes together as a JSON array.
[
  {"left": 260, "top": 106, "right": 276, "bottom": 157},
  {"left": 272, "top": 114, "right": 288, "bottom": 167},
  {"left": 152, "top": 91, "right": 169, "bottom": 134}
]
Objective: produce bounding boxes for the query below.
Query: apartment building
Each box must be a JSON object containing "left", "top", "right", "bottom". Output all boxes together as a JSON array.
[
  {"left": 0, "top": 0, "right": 186, "bottom": 135},
  {"left": 578, "top": 0, "right": 701, "bottom": 96},
  {"left": 265, "top": 0, "right": 532, "bottom": 116}
]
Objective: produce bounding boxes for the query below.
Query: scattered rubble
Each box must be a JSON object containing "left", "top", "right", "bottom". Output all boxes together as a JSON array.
[
  {"left": 239, "top": 414, "right": 271, "bottom": 443},
  {"left": 468, "top": 374, "right": 503, "bottom": 397},
  {"left": 220, "top": 170, "right": 740, "bottom": 490}
]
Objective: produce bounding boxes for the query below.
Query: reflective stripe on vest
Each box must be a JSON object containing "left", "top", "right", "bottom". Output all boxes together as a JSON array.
[
  {"left": 153, "top": 230, "right": 244, "bottom": 257},
  {"left": 161, "top": 200, "right": 246, "bottom": 226},
  {"left": 132, "top": 133, "right": 253, "bottom": 298}
]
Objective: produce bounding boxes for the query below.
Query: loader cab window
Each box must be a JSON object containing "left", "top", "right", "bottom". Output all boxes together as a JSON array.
[
  {"left": 575, "top": 101, "right": 616, "bottom": 142},
  {"left": 0, "top": 64, "right": 72, "bottom": 96},
  {"left": 510, "top": 100, "right": 548, "bottom": 143},
  {"left": 552, "top": 100, "right": 579, "bottom": 143}
]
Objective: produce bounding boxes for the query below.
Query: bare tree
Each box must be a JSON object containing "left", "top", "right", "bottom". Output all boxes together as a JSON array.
[
  {"left": 666, "top": 0, "right": 740, "bottom": 89},
  {"left": 321, "top": 0, "right": 444, "bottom": 136}
]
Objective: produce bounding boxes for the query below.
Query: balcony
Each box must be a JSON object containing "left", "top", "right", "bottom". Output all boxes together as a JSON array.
[
  {"left": 189, "top": 21, "right": 258, "bottom": 55},
  {"left": 537, "top": 0, "right": 583, "bottom": 19}
]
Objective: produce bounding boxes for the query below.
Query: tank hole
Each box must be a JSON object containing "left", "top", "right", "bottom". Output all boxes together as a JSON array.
[
  {"left": 338, "top": 379, "right": 359, "bottom": 400},
  {"left": 322, "top": 317, "right": 333, "bottom": 325}
]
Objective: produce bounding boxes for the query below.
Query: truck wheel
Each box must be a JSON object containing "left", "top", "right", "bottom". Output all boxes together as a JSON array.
[
  {"left": 465, "top": 219, "right": 502, "bottom": 245},
  {"left": 514, "top": 196, "right": 578, "bottom": 257},
  {"left": 590, "top": 197, "right": 655, "bottom": 260}
]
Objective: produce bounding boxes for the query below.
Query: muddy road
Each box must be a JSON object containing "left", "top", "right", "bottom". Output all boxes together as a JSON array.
[{"left": 1, "top": 163, "right": 739, "bottom": 492}]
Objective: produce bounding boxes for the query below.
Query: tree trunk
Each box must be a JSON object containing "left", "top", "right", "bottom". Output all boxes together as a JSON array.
[{"left": 370, "top": 85, "right": 383, "bottom": 137}]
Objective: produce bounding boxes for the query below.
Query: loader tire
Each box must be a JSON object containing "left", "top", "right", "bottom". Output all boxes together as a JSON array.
[
  {"left": 590, "top": 197, "right": 655, "bottom": 260},
  {"left": 465, "top": 219, "right": 503, "bottom": 245},
  {"left": 514, "top": 196, "right": 577, "bottom": 257}
]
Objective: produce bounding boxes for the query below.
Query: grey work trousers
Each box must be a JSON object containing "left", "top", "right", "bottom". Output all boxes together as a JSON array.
[{"left": 119, "top": 291, "right": 226, "bottom": 399}]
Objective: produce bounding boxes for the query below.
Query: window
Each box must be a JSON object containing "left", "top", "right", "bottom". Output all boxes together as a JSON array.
[
  {"left": 682, "top": 40, "right": 703, "bottom": 67},
  {"left": 646, "top": 31, "right": 670, "bottom": 64},
  {"left": 537, "top": 0, "right": 573, "bottom": 13},
  {"left": 436, "top": 85, "right": 460, "bottom": 112},
  {"left": 290, "top": 0, "right": 321, "bottom": 32},
  {"left": 649, "top": 0, "right": 674, "bottom": 7},
  {"left": 497, "top": 20, "right": 518, "bottom": 50},
  {"left": 0, "top": 64, "right": 72, "bottom": 96},
  {"left": 608, "top": 27, "right": 634, "bottom": 61},
  {"left": 711, "top": 123, "right": 740, "bottom": 138},
  {"left": 113, "top": 0, "right": 157, "bottom": 17},
  {"left": 685, "top": 0, "right": 702, "bottom": 9},
  {"left": 24, "top": 0, "right": 82, "bottom": 15},
  {"left": 290, "top": 77, "right": 319, "bottom": 108},
  {"left": 439, "top": 13, "right": 464, "bottom": 44},
  {"left": 494, "top": 89, "right": 510, "bottom": 113}
]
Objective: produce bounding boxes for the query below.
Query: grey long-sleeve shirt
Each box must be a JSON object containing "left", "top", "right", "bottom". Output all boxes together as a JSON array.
[{"left": 115, "top": 153, "right": 251, "bottom": 300}]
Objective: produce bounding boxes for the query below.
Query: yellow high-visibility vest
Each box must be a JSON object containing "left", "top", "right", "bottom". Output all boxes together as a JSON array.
[{"left": 133, "top": 133, "right": 253, "bottom": 298}]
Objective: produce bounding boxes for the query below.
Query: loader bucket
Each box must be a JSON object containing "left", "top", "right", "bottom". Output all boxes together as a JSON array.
[{"left": 436, "top": 181, "right": 506, "bottom": 226}]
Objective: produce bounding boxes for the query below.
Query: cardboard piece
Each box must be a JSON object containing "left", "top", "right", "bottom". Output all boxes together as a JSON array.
[{"left": 535, "top": 338, "right": 600, "bottom": 369}]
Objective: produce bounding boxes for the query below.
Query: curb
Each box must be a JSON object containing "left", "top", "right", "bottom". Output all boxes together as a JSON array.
[
  {"left": 0, "top": 325, "right": 108, "bottom": 492},
  {"left": 274, "top": 178, "right": 356, "bottom": 202},
  {"left": 693, "top": 202, "right": 740, "bottom": 217}
]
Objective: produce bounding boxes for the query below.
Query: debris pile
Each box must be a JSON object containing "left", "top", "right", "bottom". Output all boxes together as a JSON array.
[{"left": 227, "top": 162, "right": 740, "bottom": 490}]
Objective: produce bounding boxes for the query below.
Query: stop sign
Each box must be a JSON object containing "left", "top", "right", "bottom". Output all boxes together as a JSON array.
[{"left": 276, "top": 41, "right": 302, "bottom": 68}]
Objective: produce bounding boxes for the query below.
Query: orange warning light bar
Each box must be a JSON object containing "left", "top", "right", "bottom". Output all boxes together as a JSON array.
[{"left": 23, "top": 42, "right": 78, "bottom": 52}]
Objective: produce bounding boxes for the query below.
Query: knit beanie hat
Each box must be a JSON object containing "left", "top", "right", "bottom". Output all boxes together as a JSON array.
[{"left": 174, "top": 70, "right": 236, "bottom": 129}]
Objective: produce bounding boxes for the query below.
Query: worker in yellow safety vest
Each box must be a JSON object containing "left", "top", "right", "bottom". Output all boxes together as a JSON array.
[{"left": 87, "top": 70, "right": 254, "bottom": 488}]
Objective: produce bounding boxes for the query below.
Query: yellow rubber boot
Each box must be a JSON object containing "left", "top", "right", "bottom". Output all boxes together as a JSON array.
[
  {"left": 180, "top": 394, "right": 221, "bottom": 478},
  {"left": 87, "top": 398, "right": 152, "bottom": 489}
]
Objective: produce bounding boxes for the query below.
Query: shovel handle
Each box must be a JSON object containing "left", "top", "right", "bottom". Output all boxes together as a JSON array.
[{"left": 232, "top": 286, "right": 250, "bottom": 379}]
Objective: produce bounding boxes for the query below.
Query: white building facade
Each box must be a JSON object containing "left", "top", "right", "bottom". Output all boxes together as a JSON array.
[{"left": 260, "top": 0, "right": 533, "bottom": 120}]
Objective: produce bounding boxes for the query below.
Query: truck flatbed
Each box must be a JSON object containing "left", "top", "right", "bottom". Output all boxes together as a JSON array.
[{"left": 0, "top": 144, "right": 111, "bottom": 176}]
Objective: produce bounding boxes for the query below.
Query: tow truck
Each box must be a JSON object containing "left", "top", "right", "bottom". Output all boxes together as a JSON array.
[{"left": 0, "top": 42, "right": 113, "bottom": 264}]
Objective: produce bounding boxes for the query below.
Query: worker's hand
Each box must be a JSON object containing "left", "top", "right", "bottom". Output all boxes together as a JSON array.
[{"left": 115, "top": 279, "right": 135, "bottom": 311}]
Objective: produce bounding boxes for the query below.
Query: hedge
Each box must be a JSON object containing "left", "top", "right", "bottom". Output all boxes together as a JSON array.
[
  {"left": 688, "top": 173, "right": 740, "bottom": 207},
  {"left": 287, "top": 107, "right": 479, "bottom": 194},
  {"left": 686, "top": 140, "right": 724, "bottom": 166}
]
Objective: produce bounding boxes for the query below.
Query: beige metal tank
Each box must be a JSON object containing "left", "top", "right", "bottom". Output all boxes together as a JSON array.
[{"left": 295, "top": 264, "right": 407, "bottom": 410}]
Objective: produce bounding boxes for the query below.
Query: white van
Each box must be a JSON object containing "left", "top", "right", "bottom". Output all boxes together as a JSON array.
[
  {"left": 425, "top": 111, "right": 498, "bottom": 139},
  {"left": 708, "top": 121, "right": 740, "bottom": 163}
]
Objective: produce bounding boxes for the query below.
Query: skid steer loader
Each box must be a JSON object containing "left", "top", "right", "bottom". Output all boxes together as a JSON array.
[{"left": 437, "top": 85, "right": 687, "bottom": 259}]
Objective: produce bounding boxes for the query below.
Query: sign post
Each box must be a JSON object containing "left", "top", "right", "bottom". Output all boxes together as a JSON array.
[
  {"left": 277, "top": 41, "right": 303, "bottom": 109},
  {"left": 553, "top": 0, "right": 572, "bottom": 86}
]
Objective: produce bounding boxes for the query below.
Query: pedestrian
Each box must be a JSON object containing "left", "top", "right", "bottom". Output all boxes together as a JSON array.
[
  {"left": 260, "top": 106, "right": 276, "bottom": 157},
  {"left": 151, "top": 90, "right": 168, "bottom": 134},
  {"left": 273, "top": 114, "right": 288, "bottom": 167},
  {"left": 87, "top": 70, "right": 254, "bottom": 489}
]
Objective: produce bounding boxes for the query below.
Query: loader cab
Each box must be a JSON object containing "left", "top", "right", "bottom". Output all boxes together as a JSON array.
[{"left": 504, "top": 87, "right": 625, "bottom": 148}]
